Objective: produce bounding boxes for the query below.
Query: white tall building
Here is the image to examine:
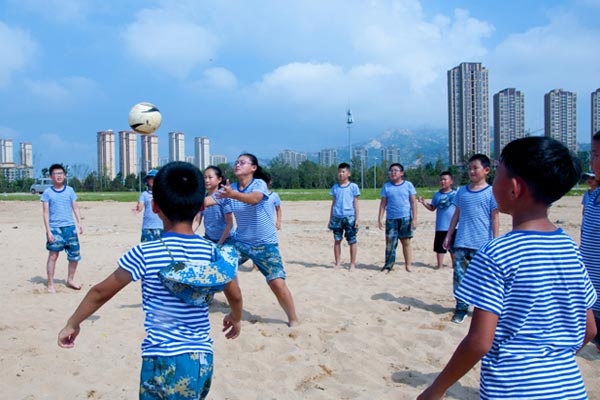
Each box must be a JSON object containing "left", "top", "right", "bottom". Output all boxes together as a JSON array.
[
  {"left": 97, "top": 130, "right": 116, "bottom": 179},
  {"left": 592, "top": 88, "right": 600, "bottom": 139},
  {"left": 319, "top": 148, "right": 337, "bottom": 167},
  {"left": 493, "top": 88, "right": 525, "bottom": 160},
  {"left": 448, "top": 62, "right": 490, "bottom": 165},
  {"left": 119, "top": 131, "right": 138, "bottom": 177},
  {"left": 1, "top": 139, "right": 14, "bottom": 164},
  {"left": 141, "top": 134, "right": 159, "bottom": 172},
  {"left": 544, "top": 89, "right": 577, "bottom": 153},
  {"left": 279, "top": 149, "right": 307, "bottom": 168},
  {"left": 169, "top": 131, "right": 185, "bottom": 162},
  {"left": 194, "top": 136, "right": 210, "bottom": 170},
  {"left": 210, "top": 155, "right": 227, "bottom": 165},
  {"left": 381, "top": 145, "right": 401, "bottom": 165},
  {"left": 20, "top": 142, "right": 33, "bottom": 167}
]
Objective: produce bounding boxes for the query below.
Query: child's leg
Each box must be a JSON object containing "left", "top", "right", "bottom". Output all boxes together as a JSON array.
[
  {"left": 400, "top": 238, "right": 412, "bottom": 272},
  {"left": 268, "top": 278, "right": 299, "bottom": 326},
  {"left": 46, "top": 251, "right": 59, "bottom": 293},
  {"left": 66, "top": 260, "right": 81, "bottom": 290},
  {"left": 436, "top": 253, "right": 444, "bottom": 269},
  {"left": 333, "top": 240, "right": 342, "bottom": 269},
  {"left": 349, "top": 243, "right": 357, "bottom": 270},
  {"left": 452, "top": 248, "right": 472, "bottom": 313},
  {"left": 382, "top": 219, "right": 399, "bottom": 271}
]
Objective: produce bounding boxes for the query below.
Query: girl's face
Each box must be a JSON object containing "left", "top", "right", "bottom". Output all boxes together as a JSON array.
[
  {"left": 591, "top": 140, "right": 600, "bottom": 179},
  {"left": 234, "top": 157, "right": 256, "bottom": 177},
  {"left": 204, "top": 169, "right": 222, "bottom": 191}
]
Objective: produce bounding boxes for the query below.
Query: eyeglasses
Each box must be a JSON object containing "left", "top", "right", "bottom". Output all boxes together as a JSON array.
[
  {"left": 234, "top": 160, "right": 252, "bottom": 166},
  {"left": 51, "top": 172, "right": 65, "bottom": 176},
  {"left": 389, "top": 169, "right": 402, "bottom": 173}
]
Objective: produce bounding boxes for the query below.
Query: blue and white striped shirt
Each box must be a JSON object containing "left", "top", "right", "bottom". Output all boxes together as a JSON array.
[
  {"left": 581, "top": 186, "right": 600, "bottom": 311},
  {"left": 330, "top": 182, "right": 360, "bottom": 217},
  {"left": 41, "top": 185, "right": 77, "bottom": 228},
  {"left": 138, "top": 190, "right": 163, "bottom": 230},
  {"left": 456, "top": 229, "right": 597, "bottom": 399},
  {"left": 201, "top": 195, "right": 234, "bottom": 242},
  {"left": 452, "top": 184, "right": 497, "bottom": 250},
  {"left": 118, "top": 232, "right": 215, "bottom": 357},
  {"left": 380, "top": 180, "right": 416, "bottom": 220},
  {"left": 230, "top": 179, "right": 277, "bottom": 246}
]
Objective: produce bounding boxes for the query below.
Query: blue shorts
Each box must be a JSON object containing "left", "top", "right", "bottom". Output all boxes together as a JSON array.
[
  {"left": 141, "top": 228, "right": 163, "bottom": 243},
  {"left": 329, "top": 215, "right": 358, "bottom": 244},
  {"left": 140, "top": 352, "right": 213, "bottom": 400},
  {"left": 234, "top": 241, "right": 286, "bottom": 282},
  {"left": 46, "top": 225, "right": 81, "bottom": 261}
]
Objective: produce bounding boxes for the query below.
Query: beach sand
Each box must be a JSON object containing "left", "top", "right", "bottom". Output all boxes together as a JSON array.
[{"left": 1, "top": 196, "right": 598, "bottom": 399}]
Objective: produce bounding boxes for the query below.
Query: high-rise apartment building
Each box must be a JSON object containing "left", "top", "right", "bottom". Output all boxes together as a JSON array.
[
  {"left": 592, "top": 88, "right": 600, "bottom": 139},
  {"left": 279, "top": 149, "right": 307, "bottom": 168},
  {"left": 210, "top": 155, "right": 227, "bottom": 165},
  {"left": 319, "top": 148, "right": 337, "bottom": 167},
  {"left": 1, "top": 138, "right": 14, "bottom": 164},
  {"left": 141, "top": 134, "right": 159, "bottom": 172},
  {"left": 20, "top": 142, "right": 33, "bottom": 167},
  {"left": 194, "top": 136, "right": 210, "bottom": 170},
  {"left": 118, "top": 130, "right": 138, "bottom": 177},
  {"left": 381, "top": 145, "right": 401, "bottom": 165},
  {"left": 493, "top": 88, "right": 525, "bottom": 160},
  {"left": 447, "top": 62, "right": 490, "bottom": 165},
  {"left": 169, "top": 131, "right": 185, "bottom": 162},
  {"left": 97, "top": 130, "right": 116, "bottom": 179},
  {"left": 544, "top": 89, "right": 577, "bottom": 153}
]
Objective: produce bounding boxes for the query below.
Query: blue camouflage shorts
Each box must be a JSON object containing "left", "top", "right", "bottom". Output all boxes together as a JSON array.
[
  {"left": 234, "top": 241, "right": 286, "bottom": 282},
  {"left": 141, "top": 228, "right": 164, "bottom": 243},
  {"left": 46, "top": 225, "right": 81, "bottom": 261},
  {"left": 140, "top": 352, "right": 213, "bottom": 400},
  {"left": 329, "top": 215, "right": 358, "bottom": 244}
]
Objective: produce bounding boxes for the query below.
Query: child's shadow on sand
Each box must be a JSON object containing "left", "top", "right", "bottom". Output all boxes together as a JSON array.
[
  {"left": 209, "top": 298, "right": 287, "bottom": 326},
  {"left": 371, "top": 292, "right": 453, "bottom": 315},
  {"left": 392, "top": 370, "right": 479, "bottom": 399}
]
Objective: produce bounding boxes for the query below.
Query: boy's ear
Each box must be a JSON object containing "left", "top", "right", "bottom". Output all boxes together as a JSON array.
[
  {"left": 151, "top": 199, "right": 161, "bottom": 214},
  {"left": 512, "top": 176, "right": 525, "bottom": 199}
]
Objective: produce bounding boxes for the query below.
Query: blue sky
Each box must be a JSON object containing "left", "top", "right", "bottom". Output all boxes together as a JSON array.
[{"left": 1, "top": 0, "right": 599, "bottom": 175}]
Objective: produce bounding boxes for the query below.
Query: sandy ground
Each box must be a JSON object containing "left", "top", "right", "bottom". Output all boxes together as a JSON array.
[{"left": 0, "top": 196, "right": 598, "bottom": 400}]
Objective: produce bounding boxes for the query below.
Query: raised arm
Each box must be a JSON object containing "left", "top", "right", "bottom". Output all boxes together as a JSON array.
[{"left": 418, "top": 195, "right": 436, "bottom": 212}]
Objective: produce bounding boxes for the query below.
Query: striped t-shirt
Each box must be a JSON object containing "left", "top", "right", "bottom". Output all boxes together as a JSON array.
[
  {"left": 118, "top": 232, "right": 215, "bottom": 357},
  {"left": 201, "top": 195, "right": 233, "bottom": 242},
  {"left": 230, "top": 178, "right": 277, "bottom": 246},
  {"left": 330, "top": 182, "right": 360, "bottom": 217},
  {"left": 456, "top": 229, "right": 597, "bottom": 400},
  {"left": 380, "top": 180, "right": 416, "bottom": 219},
  {"left": 41, "top": 185, "right": 77, "bottom": 228},
  {"left": 581, "top": 186, "right": 600, "bottom": 311},
  {"left": 452, "top": 184, "right": 497, "bottom": 250}
]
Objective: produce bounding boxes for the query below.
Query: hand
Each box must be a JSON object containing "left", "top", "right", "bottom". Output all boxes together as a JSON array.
[
  {"left": 411, "top": 220, "right": 416, "bottom": 230},
  {"left": 47, "top": 232, "right": 55, "bottom": 243},
  {"left": 222, "top": 313, "right": 241, "bottom": 339},
  {"left": 79, "top": 224, "right": 84, "bottom": 235},
  {"left": 276, "top": 221, "right": 281, "bottom": 230},
  {"left": 58, "top": 324, "right": 80, "bottom": 348},
  {"left": 442, "top": 236, "right": 450, "bottom": 250},
  {"left": 215, "top": 179, "right": 233, "bottom": 199},
  {"left": 378, "top": 221, "right": 384, "bottom": 230},
  {"left": 418, "top": 195, "right": 425, "bottom": 204}
]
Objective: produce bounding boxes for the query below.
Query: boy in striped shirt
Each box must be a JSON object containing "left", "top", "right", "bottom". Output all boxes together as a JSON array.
[
  {"left": 581, "top": 130, "right": 600, "bottom": 351},
  {"left": 58, "top": 162, "right": 243, "bottom": 399},
  {"left": 443, "top": 154, "right": 499, "bottom": 323},
  {"left": 419, "top": 137, "right": 597, "bottom": 400}
]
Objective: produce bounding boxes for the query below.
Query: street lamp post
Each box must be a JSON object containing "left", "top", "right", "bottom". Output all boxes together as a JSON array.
[
  {"left": 373, "top": 157, "right": 378, "bottom": 191},
  {"left": 346, "top": 109, "right": 353, "bottom": 162}
]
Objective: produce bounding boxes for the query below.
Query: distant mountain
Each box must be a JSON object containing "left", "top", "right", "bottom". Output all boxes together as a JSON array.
[{"left": 307, "top": 128, "right": 449, "bottom": 167}]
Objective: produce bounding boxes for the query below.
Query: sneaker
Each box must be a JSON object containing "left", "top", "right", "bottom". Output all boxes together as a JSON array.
[{"left": 451, "top": 311, "right": 468, "bottom": 324}]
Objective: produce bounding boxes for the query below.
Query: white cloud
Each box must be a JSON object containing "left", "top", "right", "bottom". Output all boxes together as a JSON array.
[
  {"left": 0, "top": 22, "right": 37, "bottom": 87},
  {"left": 123, "top": 8, "right": 218, "bottom": 79},
  {"left": 202, "top": 67, "right": 237, "bottom": 90}
]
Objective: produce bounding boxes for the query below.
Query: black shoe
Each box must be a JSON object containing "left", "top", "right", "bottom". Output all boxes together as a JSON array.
[{"left": 451, "top": 311, "right": 468, "bottom": 324}]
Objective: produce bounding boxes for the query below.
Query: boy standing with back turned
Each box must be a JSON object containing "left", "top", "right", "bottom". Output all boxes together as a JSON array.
[
  {"left": 443, "top": 154, "right": 499, "bottom": 324},
  {"left": 58, "top": 162, "right": 243, "bottom": 399},
  {"left": 419, "top": 137, "right": 597, "bottom": 400},
  {"left": 328, "top": 162, "right": 360, "bottom": 270}
]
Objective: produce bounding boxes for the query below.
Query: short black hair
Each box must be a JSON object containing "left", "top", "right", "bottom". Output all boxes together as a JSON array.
[
  {"left": 389, "top": 163, "right": 404, "bottom": 171},
  {"left": 440, "top": 170, "right": 453, "bottom": 178},
  {"left": 468, "top": 154, "right": 491, "bottom": 169},
  {"left": 338, "top": 162, "right": 351, "bottom": 170},
  {"left": 499, "top": 137, "right": 580, "bottom": 205},
  {"left": 152, "top": 162, "right": 205, "bottom": 223},
  {"left": 49, "top": 164, "right": 65, "bottom": 174}
]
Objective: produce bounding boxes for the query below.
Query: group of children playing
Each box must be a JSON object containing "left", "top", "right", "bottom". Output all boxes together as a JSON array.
[{"left": 46, "top": 135, "right": 599, "bottom": 399}]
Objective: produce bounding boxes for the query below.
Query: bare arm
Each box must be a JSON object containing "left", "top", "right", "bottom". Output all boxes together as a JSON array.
[
  {"left": 192, "top": 212, "right": 203, "bottom": 233},
  {"left": 218, "top": 180, "right": 264, "bottom": 205},
  {"left": 58, "top": 268, "right": 132, "bottom": 348},
  {"left": 222, "top": 279, "right": 243, "bottom": 339},
  {"left": 410, "top": 194, "right": 417, "bottom": 228},
  {"left": 491, "top": 209, "right": 500, "bottom": 238},
  {"left": 328, "top": 198, "right": 335, "bottom": 227},
  {"left": 418, "top": 195, "right": 436, "bottom": 212},
  {"left": 443, "top": 206, "right": 460, "bottom": 250},
  {"left": 72, "top": 200, "right": 83, "bottom": 234},
  {"left": 378, "top": 197, "right": 387, "bottom": 230},
  {"left": 353, "top": 196, "right": 359, "bottom": 228},
  {"left": 42, "top": 201, "right": 53, "bottom": 242},
  {"left": 132, "top": 201, "right": 144, "bottom": 214},
  {"left": 417, "top": 308, "right": 498, "bottom": 400},
  {"left": 579, "top": 308, "right": 598, "bottom": 352},
  {"left": 217, "top": 213, "right": 234, "bottom": 245},
  {"left": 275, "top": 205, "right": 282, "bottom": 230}
]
